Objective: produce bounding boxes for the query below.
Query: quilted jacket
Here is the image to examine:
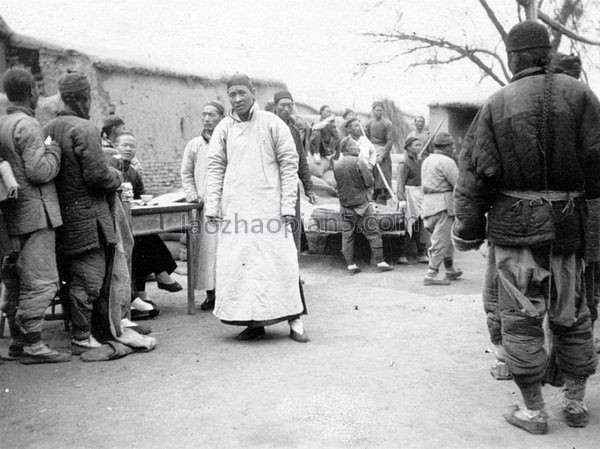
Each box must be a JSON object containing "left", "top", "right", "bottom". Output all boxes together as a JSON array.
[
  {"left": 0, "top": 106, "right": 62, "bottom": 236},
  {"left": 44, "top": 111, "right": 122, "bottom": 255},
  {"left": 454, "top": 67, "right": 600, "bottom": 252}
]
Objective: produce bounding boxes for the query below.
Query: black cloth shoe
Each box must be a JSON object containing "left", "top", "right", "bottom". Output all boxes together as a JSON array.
[
  {"left": 290, "top": 329, "right": 310, "bottom": 343},
  {"left": 200, "top": 297, "right": 215, "bottom": 311},
  {"left": 157, "top": 280, "right": 183, "bottom": 292},
  {"left": 236, "top": 326, "right": 266, "bottom": 341},
  {"left": 131, "top": 308, "right": 160, "bottom": 320}
]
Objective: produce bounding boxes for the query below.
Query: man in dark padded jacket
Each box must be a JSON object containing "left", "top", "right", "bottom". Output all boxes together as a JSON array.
[
  {"left": 453, "top": 21, "right": 600, "bottom": 434},
  {"left": 44, "top": 71, "right": 122, "bottom": 350}
]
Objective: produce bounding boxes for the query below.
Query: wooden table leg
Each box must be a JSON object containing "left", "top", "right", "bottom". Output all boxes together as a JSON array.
[{"left": 186, "top": 218, "right": 196, "bottom": 315}]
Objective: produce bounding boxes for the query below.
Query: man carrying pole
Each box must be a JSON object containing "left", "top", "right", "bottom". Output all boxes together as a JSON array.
[{"left": 365, "top": 102, "right": 394, "bottom": 205}]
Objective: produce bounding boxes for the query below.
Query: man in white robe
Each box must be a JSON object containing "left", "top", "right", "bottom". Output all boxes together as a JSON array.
[
  {"left": 181, "top": 100, "right": 225, "bottom": 311},
  {"left": 205, "top": 74, "right": 308, "bottom": 342}
]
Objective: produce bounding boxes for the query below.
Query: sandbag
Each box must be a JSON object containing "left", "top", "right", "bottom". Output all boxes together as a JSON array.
[
  {"left": 311, "top": 176, "right": 338, "bottom": 199},
  {"left": 321, "top": 170, "right": 337, "bottom": 189},
  {"left": 307, "top": 152, "right": 330, "bottom": 178}
]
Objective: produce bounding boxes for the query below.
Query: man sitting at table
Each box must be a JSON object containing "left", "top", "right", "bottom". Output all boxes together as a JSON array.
[{"left": 113, "top": 132, "right": 182, "bottom": 318}]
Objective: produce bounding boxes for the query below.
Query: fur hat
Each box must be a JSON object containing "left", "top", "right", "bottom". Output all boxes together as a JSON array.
[{"left": 506, "top": 20, "right": 551, "bottom": 53}]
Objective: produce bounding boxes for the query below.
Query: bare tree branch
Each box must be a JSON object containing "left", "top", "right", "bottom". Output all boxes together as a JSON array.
[
  {"left": 538, "top": 9, "right": 600, "bottom": 46},
  {"left": 467, "top": 47, "right": 511, "bottom": 80},
  {"left": 408, "top": 54, "right": 468, "bottom": 67},
  {"left": 550, "top": 0, "right": 583, "bottom": 50},
  {"left": 361, "top": 31, "right": 508, "bottom": 86},
  {"left": 479, "top": 0, "right": 508, "bottom": 42}
]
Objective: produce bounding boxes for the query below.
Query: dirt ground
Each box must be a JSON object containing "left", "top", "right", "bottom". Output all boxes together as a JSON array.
[{"left": 1, "top": 249, "right": 598, "bottom": 449}]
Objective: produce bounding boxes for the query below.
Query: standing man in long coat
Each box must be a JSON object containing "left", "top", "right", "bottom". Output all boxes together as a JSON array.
[
  {"left": 453, "top": 21, "right": 600, "bottom": 434},
  {"left": 181, "top": 100, "right": 225, "bottom": 311},
  {"left": 365, "top": 101, "right": 393, "bottom": 204},
  {"left": 205, "top": 74, "right": 308, "bottom": 343}
]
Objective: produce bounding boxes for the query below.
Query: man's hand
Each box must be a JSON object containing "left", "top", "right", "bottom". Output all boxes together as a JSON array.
[
  {"left": 306, "top": 191, "right": 316, "bottom": 204},
  {"left": 376, "top": 155, "right": 383, "bottom": 164}
]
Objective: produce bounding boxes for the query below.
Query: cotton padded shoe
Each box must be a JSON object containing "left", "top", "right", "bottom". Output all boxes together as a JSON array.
[
  {"left": 396, "top": 256, "right": 409, "bottom": 265},
  {"left": 563, "top": 398, "right": 589, "bottom": 427},
  {"left": 445, "top": 267, "right": 463, "bottom": 280},
  {"left": 503, "top": 405, "right": 548, "bottom": 434},
  {"left": 416, "top": 255, "right": 429, "bottom": 264},
  {"left": 157, "top": 280, "right": 183, "bottom": 292},
  {"left": 423, "top": 276, "right": 451, "bottom": 286},
  {"left": 290, "top": 329, "right": 310, "bottom": 343},
  {"left": 2, "top": 342, "right": 24, "bottom": 360},
  {"left": 347, "top": 265, "right": 361, "bottom": 276},
  {"left": 20, "top": 343, "right": 71, "bottom": 365},
  {"left": 236, "top": 326, "right": 266, "bottom": 341},
  {"left": 377, "top": 262, "right": 393, "bottom": 272}
]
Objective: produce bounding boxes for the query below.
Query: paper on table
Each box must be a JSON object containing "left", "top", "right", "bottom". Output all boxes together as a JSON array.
[{"left": 0, "top": 160, "right": 19, "bottom": 201}]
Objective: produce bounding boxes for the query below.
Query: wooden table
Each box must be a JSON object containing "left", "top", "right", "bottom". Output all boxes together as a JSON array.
[{"left": 131, "top": 202, "right": 202, "bottom": 314}]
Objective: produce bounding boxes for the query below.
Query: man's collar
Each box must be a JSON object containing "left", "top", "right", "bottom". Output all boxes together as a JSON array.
[
  {"left": 201, "top": 129, "right": 212, "bottom": 143},
  {"left": 230, "top": 101, "right": 257, "bottom": 122},
  {"left": 6, "top": 105, "right": 35, "bottom": 117},
  {"left": 511, "top": 66, "right": 546, "bottom": 82}
]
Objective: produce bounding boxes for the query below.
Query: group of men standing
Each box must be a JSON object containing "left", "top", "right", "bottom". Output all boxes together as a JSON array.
[
  {"left": 1, "top": 17, "right": 598, "bottom": 438},
  {"left": 0, "top": 69, "right": 124, "bottom": 363}
]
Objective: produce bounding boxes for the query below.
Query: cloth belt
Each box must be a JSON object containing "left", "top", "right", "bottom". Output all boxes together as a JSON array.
[
  {"left": 500, "top": 189, "right": 583, "bottom": 216},
  {"left": 423, "top": 187, "right": 452, "bottom": 194},
  {"left": 500, "top": 189, "right": 583, "bottom": 202}
]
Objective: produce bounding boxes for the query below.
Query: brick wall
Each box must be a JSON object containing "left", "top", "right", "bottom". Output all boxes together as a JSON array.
[{"left": 141, "top": 160, "right": 183, "bottom": 196}]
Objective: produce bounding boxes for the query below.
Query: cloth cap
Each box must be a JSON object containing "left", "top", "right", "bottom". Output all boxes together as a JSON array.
[
  {"left": 58, "top": 70, "right": 90, "bottom": 94},
  {"left": 404, "top": 136, "right": 420, "bottom": 150},
  {"left": 506, "top": 20, "right": 551, "bottom": 53},
  {"left": 372, "top": 101, "right": 384, "bottom": 109},
  {"left": 102, "top": 114, "right": 124, "bottom": 129},
  {"left": 274, "top": 90, "right": 293, "bottom": 103},
  {"left": 227, "top": 73, "right": 254, "bottom": 90},
  {"left": 205, "top": 100, "right": 225, "bottom": 116},
  {"left": 344, "top": 117, "right": 359, "bottom": 130},
  {"left": 340, "top": 136, "right": 360, "bottom": 155},
  {"left": 434, "top": 132, "right": 454, "bottom": 147}
]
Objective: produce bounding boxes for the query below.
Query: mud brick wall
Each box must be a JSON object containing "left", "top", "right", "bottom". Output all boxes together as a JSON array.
[{"left": 142, "top": 159, "right": 183, "bottom": 195}]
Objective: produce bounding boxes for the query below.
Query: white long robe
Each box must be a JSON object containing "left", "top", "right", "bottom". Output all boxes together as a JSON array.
[
  {"left": 181, "top": 135, "right": 217, "bottom": 291},
  {"left": 205, "top": 104, "right": 302, "bottom": 323}
]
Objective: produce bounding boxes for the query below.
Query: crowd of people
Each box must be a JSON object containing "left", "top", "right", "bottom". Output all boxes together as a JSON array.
[{"left": 0, "top": 19, "right": 599, "bottom": 437}]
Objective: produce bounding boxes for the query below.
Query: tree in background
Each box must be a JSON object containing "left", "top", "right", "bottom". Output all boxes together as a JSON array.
[{"left": 360, "top": 0, "right": 600, "bottom": 86}]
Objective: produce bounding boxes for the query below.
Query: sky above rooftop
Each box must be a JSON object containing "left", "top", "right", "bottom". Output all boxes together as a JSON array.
[{"left": 1, "top": 0, "right": 598, "bottom": 116}]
